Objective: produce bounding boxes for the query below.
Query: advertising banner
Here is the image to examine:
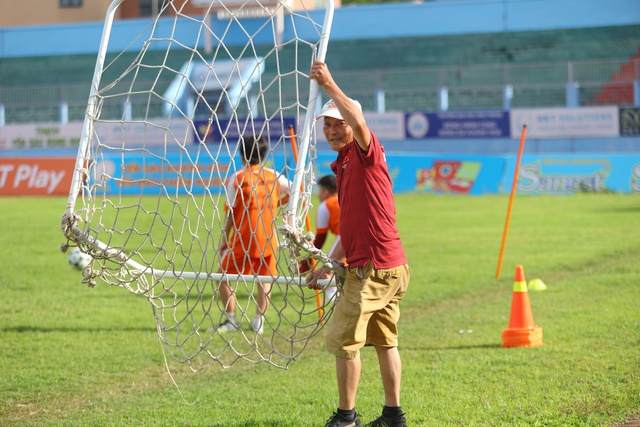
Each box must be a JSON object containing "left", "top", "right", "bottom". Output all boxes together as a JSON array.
[
  {"left": 405, "top": 110, "right": 510, "bottom": 139},
  {"left": 90, "top": 154, "right": 231, "bottom": 196},
  {"left": 0, "top": 123, "right": 82, "bottom": 150},
  {"left": 510, "top": 106, "right": 619, "bottom": 139},
  {"left": 93, "top": 120, "right": 191, "bottom": 147},
  {"left": 360, "top": 112, "right": 406, "bottom": 141},
  {"left": 502, "top": 155, "right": 640, "bottom": 194},
  {"left": 401, "top": 156, "right": 506, "bottom": 194},
  {"left": 315, "top": 112, "right": 406, "bottom": 142},
  {"left": 193, "top": 117, "right": 297, "bottom": 144},
  {"left": 0, "top": 121, "right": 192, "bottom": 150},
  {"left": 89, "top": 152, "right": 293, "bottom": 196},
  {"left": 314, "top": 153, "right": 506, "bottom": 195},
  {"left": 87, "top": 151, "right": 506, "bottom": 197},
  {"left": 619, "top": 107, "right": 640, "bottom": 136},
  {"left": 0, "top": 157, "right": 75, "bottom": 195},
  {"left": 26, "top": 152, "right": 639, "bottom": 197}
]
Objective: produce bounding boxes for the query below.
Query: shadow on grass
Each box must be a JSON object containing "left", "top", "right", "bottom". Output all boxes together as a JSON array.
[
  {"left": 402, "top": 343, "right": 502, "bottom": 351},
  {"left": 593, "top": 204, "right": 640, "bottom": 213},
  {"left": 1, "top": 325, "right": 155, "bottom": 333},
  {"left": 206, "top": 422, "right": 302, "bottom": 427}
]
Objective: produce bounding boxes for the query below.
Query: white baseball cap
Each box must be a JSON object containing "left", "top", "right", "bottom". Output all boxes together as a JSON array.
[{"left": 316, "top": 98, "right": 362, "bottom": 120}]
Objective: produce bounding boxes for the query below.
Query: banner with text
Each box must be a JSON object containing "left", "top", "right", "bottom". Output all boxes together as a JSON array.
[
  {"left": 0, "top": 121, "right": 192, "bottom": 150},
  {"left": 88, "top": 152, "right": 293, "bottom": 196},
  {"left": 314, "top": 153, "right": 506, "bottom": 195},
  {"left": 78, "top": 152, "right": 506, "bottom": 197},
  {"left": 193, "top": 117, "right": 298, "bottom": 144},
  {"left": 502, "top": 155, "right": 640, "bottom": 194},
  {"left": 17, "top": 153, "right": 637, "bottom": 197},
  {"left": 510, "top": 106, "right": 619, "bottom": 139},
  {"left": 405, "top": 110, "right": 510, "bottom": 139},
  {"left": 314, "top": 112, "right": 406, "bottom": 142},
  {"left": 0, "top": 157, "right": 75, "bottom": 195},
  {"left": 0, "top": 123, "right": 82, "bottom": 150}
]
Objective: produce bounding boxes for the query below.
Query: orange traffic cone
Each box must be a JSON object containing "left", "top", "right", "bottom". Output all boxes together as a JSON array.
[{"left": 501, "top": 265, "right": 543, "bottom": 347}]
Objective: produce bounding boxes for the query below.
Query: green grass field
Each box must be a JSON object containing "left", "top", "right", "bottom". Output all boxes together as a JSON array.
[{"left": 1, "top": 193, "right": 639, "bottom": 426}]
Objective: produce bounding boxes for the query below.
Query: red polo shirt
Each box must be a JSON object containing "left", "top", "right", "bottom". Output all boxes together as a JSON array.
[{"left": 330, "top": 131, "right": 407, "bottom": 269}]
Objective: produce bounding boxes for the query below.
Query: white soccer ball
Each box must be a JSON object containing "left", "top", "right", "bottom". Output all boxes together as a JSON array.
[{"left": 68, "top": 248, "right": 92, "bottom": 271}]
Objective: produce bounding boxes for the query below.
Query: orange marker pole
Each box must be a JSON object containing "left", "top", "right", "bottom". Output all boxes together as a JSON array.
[
  {"left": 496, "top": 125, "right": 527, "bottom": 279},
  {"left": 288, "top": 125, "right": 324, "bottom": 321}
]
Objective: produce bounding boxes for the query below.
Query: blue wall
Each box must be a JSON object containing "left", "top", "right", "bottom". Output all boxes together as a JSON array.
[{"left": 1, "top": 0, "right": 639, "bottom": 58}]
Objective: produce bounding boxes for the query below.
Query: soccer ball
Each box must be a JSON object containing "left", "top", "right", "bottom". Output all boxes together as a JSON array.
[{"left": 68, "top": 248, "right": 92, "bottom": 271}]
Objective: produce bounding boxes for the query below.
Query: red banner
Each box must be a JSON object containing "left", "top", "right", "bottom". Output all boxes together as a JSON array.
[{"left": 0, "top": 158, "right": 75, "bottom": 195}]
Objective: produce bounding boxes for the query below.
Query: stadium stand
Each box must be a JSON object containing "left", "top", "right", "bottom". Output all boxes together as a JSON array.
[
  {"left": 593, "top": 47, "right": 640, "bottom": 105},
  {"left": 0, "top": 24, "right": 638, "bottom": 122},
  {"left": 324, "top": 25, "right": 640, "bottom": 70},
  {"left": 2, "top": 25, "right": 638, "bottom": 83}
]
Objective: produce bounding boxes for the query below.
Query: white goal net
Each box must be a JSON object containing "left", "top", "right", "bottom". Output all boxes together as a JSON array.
[{"left": 60, "top": 0, "right": 339, "bottom": 370}]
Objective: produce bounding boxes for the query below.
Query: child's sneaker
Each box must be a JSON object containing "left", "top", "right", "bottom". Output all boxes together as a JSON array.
[
  {"left": 217, "top": 318, "right": 240, "bottom": 333},
  {"left": 250, "top": 314, "right": 264, "bottom": 334}
]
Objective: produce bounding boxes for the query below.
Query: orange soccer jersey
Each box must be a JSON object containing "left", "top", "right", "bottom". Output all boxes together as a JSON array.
[
  {"left": 316, "top": 193, "right": 340, "bottom": 237},
  {"left": 222, "top": 164, "right": 290, "bottom": 274}
]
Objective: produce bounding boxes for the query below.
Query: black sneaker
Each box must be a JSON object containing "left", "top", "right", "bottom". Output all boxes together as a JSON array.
[
  {"left": 324, "top": 411, "right": 363, "bottom": 427},
  {"left": 366, "top": 412, "right": 407, "bottom": 427}
]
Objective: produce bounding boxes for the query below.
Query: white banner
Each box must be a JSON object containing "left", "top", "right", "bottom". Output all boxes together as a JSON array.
[
  {"left": 315, "top": 112, "right": 405, "bottom": 142},
  {"left": 93, "top": 121, "right": 191, "bottom": 148},
  {"left": 0, "top": 123, "right": 83, "bottom": 150},
  {"left": 0, "top": 120, "right": 192, "bottom": 150},
  {"left": 510, "top": 106, "right": 619, "bottom": 139}
]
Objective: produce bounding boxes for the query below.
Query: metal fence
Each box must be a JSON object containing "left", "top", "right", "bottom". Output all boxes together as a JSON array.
[{"left": 1, "top": 58, "right": 638, "bottom": 125}]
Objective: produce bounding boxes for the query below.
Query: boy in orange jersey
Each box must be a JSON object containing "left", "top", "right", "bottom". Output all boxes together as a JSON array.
[
  {"left": 311, "top": 174, "right": 341, "bottom": 301},
  {"left": 217, "top": 135, "right": 291, "bottom": 334},
  {"left": 314, "top": 175, "right": 340, "bottom": 253}
]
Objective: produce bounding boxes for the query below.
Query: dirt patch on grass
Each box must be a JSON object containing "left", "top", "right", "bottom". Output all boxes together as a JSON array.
[{"left": 616, "top": 417, "right": 640, "bottom": 427}]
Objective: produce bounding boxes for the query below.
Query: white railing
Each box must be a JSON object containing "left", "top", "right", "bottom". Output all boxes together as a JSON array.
[{"left": 1, "top": 58, "right": 638, "bottom": 125}]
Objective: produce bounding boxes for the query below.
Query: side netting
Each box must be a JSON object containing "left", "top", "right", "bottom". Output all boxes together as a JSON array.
[{"left": 60, "top": 0, "right": 339, "bottom": 370}]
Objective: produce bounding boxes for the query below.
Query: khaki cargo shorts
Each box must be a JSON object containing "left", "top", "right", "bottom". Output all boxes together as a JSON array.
[{"left": 326, "top": 261, "right": 410, "bottom": 359}]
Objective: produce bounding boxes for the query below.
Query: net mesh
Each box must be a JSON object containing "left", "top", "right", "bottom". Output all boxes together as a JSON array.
[{"left": 60, "top": 0, "right": 338, "bottom": 370}]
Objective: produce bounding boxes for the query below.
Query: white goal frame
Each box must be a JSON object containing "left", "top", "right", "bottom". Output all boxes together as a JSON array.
[{"left": 61, "top": 0, "right": 337, "bottom": 287}]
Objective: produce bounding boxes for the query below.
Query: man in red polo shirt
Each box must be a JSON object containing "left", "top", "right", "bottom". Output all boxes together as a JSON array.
[{"left": 308, "top": 60, "right": 411, "bottom": 427}]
